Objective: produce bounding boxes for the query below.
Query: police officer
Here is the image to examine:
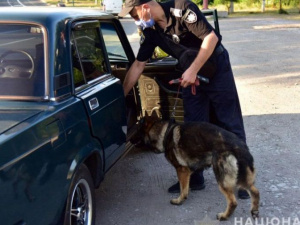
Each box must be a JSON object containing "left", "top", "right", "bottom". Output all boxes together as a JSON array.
[{"left": 119, "top": 0, "right": 250, "bottom": 199}]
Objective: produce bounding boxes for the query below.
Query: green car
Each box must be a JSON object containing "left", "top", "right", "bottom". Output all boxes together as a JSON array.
[
  {"left": 0, "top": 7, "right": 219, "bottom": 225},
  {"left": 0, "top": 7, "right": 132, "bottom": 225}
]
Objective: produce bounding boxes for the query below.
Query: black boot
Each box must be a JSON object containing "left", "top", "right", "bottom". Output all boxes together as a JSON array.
[{"left": 168, "top": 170, "right": 205, "bottom": 193}]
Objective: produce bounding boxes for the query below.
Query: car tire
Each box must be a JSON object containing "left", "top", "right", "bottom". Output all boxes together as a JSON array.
[{"left": 64, "top": 164, "right": 95, "bottom": 225}]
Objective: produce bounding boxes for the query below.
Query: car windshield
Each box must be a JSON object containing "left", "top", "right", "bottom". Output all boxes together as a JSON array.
[{"left": 0, "top": 24, "right": 45, "bottom": 100}]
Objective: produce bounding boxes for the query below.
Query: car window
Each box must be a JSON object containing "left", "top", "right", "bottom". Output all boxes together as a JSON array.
[
  {"left": 71, "top": 24, "right": 108, "bottom": 88},
  {"left": 0, "top": 24, "right": 45, "bottom": 99},
  {"left": 100, "top": 22, "right": 128, "bottom": 62}
]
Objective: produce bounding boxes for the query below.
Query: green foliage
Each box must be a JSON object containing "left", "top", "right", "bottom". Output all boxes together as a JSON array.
[
  {"left": 73, "top": 68, "right": 84, "bottom": 84},
  {"left": 214, "top": 0, "right": 240, "bottom": 5},
  {"left": 214, "top": 0, "right": 238, "bottom": 12},
  {"left": 192, "top": 0, "right": 203, "bottom": 5},
  {"left": 279, "top": 8, "right": 289, "bottom": 13}
]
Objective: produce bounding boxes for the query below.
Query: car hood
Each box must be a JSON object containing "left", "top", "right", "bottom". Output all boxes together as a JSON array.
[{"left": 0, "top": 109, "right": 43, "bottom": 135}]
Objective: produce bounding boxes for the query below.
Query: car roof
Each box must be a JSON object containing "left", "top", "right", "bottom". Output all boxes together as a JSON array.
[{"left": 0, "top": 7, "right": 115, "bottom": 25}]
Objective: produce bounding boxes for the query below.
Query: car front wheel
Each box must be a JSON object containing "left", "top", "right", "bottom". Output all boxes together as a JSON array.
[{"left": 64, "top": 164, "right": 95, "bottom": 225}]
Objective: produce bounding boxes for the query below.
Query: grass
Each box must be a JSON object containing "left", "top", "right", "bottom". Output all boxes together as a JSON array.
[
  {"left": 46, "top": 0, "right": 101, "bottom": 7},
  {"left": 212, "top": 2, "right": 300, "bottom": 18}
]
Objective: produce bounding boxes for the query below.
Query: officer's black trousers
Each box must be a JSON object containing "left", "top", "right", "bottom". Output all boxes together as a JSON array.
[{"left": 182, "top": 49, "right": 246, "bottom": 143}]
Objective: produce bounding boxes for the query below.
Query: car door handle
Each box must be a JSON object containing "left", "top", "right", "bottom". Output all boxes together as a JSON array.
[{"left": 88, "top": 97, "right": 99, "bottom": 110}]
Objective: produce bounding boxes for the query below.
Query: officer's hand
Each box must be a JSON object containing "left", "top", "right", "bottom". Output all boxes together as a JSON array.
[{"left": 181, "top": 69, "right": 197, "bottom": 88}]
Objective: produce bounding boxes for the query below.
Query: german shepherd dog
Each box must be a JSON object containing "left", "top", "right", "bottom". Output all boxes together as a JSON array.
[{"left": 131, "top": 112, "right": 260, "bottom": 220}]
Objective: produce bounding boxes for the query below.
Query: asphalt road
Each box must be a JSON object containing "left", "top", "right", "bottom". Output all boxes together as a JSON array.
[{"left": 96, "top": 14, "right": 300, "bottom": 225}]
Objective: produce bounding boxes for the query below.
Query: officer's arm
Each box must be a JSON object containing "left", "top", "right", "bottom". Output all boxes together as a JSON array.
[
  {"left": 123, "top": 59, "right": 147, "bottom": 96},
  {"left": 181, "top": 30, "right": 218, "bottom": 88}
]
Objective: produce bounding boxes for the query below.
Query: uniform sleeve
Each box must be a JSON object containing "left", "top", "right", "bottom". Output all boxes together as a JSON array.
[
  {"left": 181, "top": 2, "right": 215, "bottom": 41},
  {"left": 136, "top": 28, "right": 157, "bottom": 62}
]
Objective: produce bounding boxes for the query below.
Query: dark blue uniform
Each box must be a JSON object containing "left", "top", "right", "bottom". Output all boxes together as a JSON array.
[{"left": 136, "top": 0, "right": 246, "bottom": 143}]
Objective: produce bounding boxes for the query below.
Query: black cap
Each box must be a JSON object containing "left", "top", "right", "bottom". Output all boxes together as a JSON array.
[{"left": 118, "top": 0, "right": 151, "bottom": 17}]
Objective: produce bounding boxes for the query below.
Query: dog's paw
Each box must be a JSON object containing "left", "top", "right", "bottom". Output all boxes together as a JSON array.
[
  {"left": 170, "top": 198, "right": 183, "bottom": 205},
  {"left": 251, "top": 210, "right": 259, "bottom": 219},
  {"left": 216, "top": 213, "right": 228, "bottom": 221}
]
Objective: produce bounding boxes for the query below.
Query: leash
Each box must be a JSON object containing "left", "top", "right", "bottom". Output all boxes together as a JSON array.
[
  {"left": 169, "top": 75, "right": 209, "bottom": 85},
  {"left": 169, "top": 75, "right": 209, "bottom": 95},
  {"left": 168, "top": 76, "right": 199, "bottom": 118},
  {"left": 162, "top": 75, "right": 208, "bottom": 148},
  {"left": 170, "top": 84, "right": 181, "bottom": 118},
  {"left": 169, "top": 77, "right": 200, "bottom": 95},
  {"left": 162, "top": 75, "right": 209, "bottom": 149},
  {"left": 168, "top": 75, "right": 210, "bottom": 116}
]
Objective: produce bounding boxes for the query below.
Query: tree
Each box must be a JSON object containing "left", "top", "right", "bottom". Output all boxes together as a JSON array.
[{"left": 214, "top": 0, "right": 239, "bottom": 13}]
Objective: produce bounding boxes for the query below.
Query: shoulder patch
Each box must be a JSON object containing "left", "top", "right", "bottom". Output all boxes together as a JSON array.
[
  {"left": 184, "top": 9, "right": 197, "bottom": 23},
  {"left": 140, "top": 33, "right": 145, "bottom": 45},
  {"left": 170, "top": 8, "right": 182, "bottom": 17}
]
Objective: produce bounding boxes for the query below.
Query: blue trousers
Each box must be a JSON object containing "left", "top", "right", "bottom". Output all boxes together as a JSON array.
[{"left": 182, "top": 49, "right": 246, "bottom": 143}]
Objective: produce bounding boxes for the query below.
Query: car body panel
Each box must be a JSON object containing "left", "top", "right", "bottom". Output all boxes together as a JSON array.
[
  {"left": 0, "top": 8, "right": 129, "bottom": 225},
  {"left": 0, "top": 98, "right": 102, "bottom": 224},
  {"left": 76, "top": 76, "right": 127, "bottom": 171},
  {"left": 0, "top": 109, "right": 42, "bottom": 135}
]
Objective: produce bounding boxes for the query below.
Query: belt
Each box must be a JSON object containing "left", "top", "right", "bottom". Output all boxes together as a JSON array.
[{"left": 213, "top": 44, "right": 224, "bottom": 57}]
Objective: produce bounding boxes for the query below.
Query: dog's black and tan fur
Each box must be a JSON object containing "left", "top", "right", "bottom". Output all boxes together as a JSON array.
[{"left": 131, "top": 113, "right": 260, "bottom": 220}]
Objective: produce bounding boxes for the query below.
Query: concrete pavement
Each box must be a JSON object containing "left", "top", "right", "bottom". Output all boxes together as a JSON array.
[{"left": 96, "top": 14, "right": 300, "bottom": 225}]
